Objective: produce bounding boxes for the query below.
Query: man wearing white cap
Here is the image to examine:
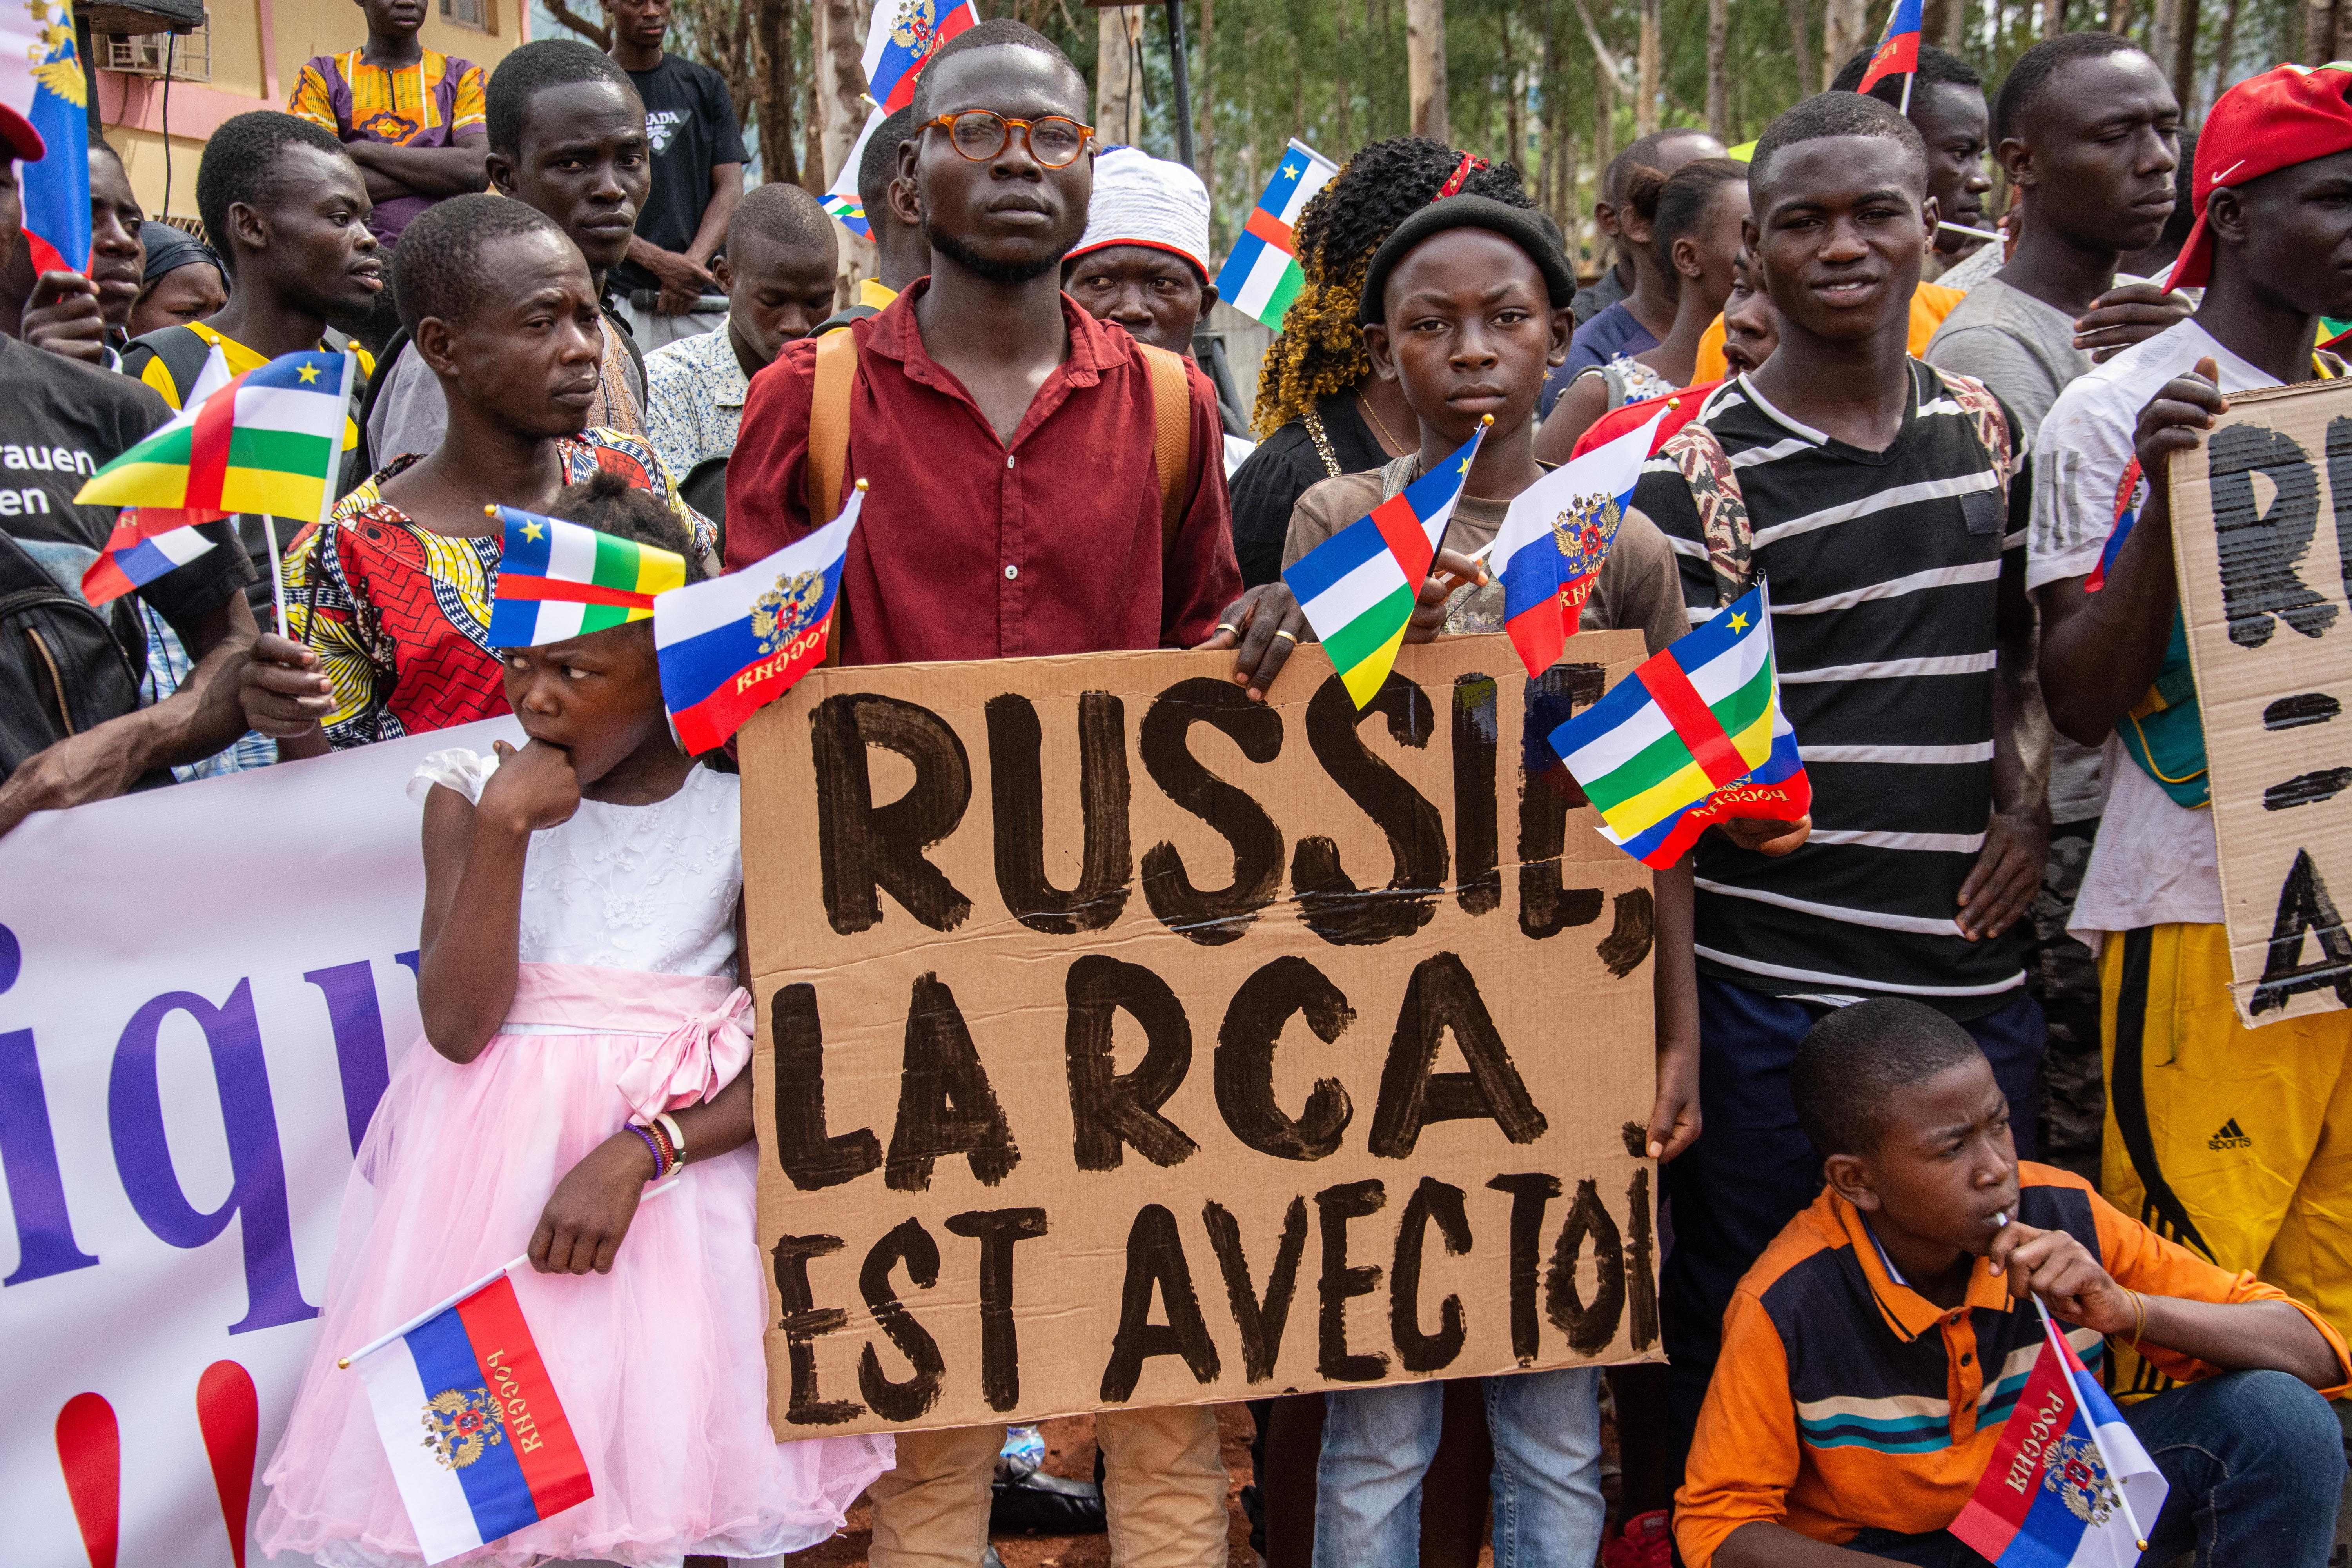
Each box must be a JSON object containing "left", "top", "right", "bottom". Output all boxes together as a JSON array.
[{"left": 1063, "top": 145, "right": 1255, "bottom": 475}]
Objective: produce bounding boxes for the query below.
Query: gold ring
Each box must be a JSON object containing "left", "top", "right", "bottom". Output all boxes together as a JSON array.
[
  {"left": 1216, "top": 622, "right": 1241, "bottom": 637},
  {"left": 1273, "top": 629, "right": 1299, "bottom": 645}
]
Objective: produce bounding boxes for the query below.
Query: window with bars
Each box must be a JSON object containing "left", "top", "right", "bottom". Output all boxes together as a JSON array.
[
  {"left": 439, "top": 0, "right": 495, "bottom": 33},
  {"left": 97, "top": 19, "right": 210, "bottom": 82}
]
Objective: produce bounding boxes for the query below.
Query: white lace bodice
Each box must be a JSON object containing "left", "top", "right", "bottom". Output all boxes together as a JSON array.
[{"left": 409, "top": 749, "right": 742, "bottom": 978}]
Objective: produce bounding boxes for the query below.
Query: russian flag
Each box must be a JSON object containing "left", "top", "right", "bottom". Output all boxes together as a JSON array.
[
  {"left": 1952, "top": 1303, "right": 2168, "bottom": 1568},
  {"left": 1856, "top": 0, "right": 1924, "bottom": 95},
  {"left": 0, "top": 0, "right": 88, "bottom": 274},
  {"left": 1493, "top": 405, "right": 1666, "bottom": 679},
  {"left": 79, "top": 507, "right": 229, "bottom": 604},
  {"left": 348, "top": 1269, "right": 594, "bottom": 1564},
  {"left": 655, "top": 483, "right": 862, "bottom": 753},
  {"left": 864, "top": 0, "right": 978, "bottom": 115},
  {"left": 2085, "top": 456, "right": 2143, "bottom": 594}
]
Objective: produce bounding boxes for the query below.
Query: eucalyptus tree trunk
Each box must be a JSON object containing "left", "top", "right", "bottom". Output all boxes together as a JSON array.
[
  {"left": 1706, "top": 0, "right": 1727, "bottom": 141},
  {"left": 1408, "top": 0, "right": 1449, "bottom": 142},
  {"left": 1636, "top": 0, "right": 1660, "bottom": 135}
]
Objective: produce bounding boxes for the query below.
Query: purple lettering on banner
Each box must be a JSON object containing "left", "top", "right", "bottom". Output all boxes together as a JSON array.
[
  {"left": 304, "top": 961, "right": 391, "bottom": 1156},
  {"left": 0, "top": 922, "right": 100, "bottom": 1284},
  {"left": 107, "top": 979, "right": 319, "bottom": 1334}
]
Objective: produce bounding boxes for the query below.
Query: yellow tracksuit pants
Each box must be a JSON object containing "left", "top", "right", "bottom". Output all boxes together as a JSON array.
[{"left": 2100, "top": 923, "right": 2352, "bottom": 1398}]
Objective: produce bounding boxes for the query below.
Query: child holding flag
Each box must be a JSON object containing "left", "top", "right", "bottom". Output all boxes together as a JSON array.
[
  {"left": 256, "top": 469, "right": 891, "bottom": 1566},
  {"left": 1675, "top": 998, "right": 2347, "bottom": 1567},
  {"left": 1272, "top": 191, "right": 1794, "bottom": 1568}
]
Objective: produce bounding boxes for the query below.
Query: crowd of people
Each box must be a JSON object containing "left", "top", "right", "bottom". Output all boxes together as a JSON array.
[{"left": 3, "top": 5, "right": 2350, "bottom": 1567}]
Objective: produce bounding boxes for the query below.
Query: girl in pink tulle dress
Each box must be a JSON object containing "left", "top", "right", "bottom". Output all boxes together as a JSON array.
[{"left": 258, "top": 481, "right": 890, "bottom": 1568}]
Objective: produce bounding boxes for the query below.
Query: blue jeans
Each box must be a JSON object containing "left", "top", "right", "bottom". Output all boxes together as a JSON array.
[
  {"left": 1845, "top": 1370, "right": 2346, "bottom": 1566},
  {"left": 1312, "top": 1368, "right": 1604, "bottom": 1568},
  {"left": 1663, "top": 980, "right": 2046, "bottom": 1453}
]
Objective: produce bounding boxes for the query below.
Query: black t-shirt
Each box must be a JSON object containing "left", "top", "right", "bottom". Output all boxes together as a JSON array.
[
  {"left": 613, "top": 55, "right": 746, "bottom": 296},
  {"left": 0, "top": 334, "right": 249, "bottom": 660},
  {"left": 1633, "top": 362, "right": 2031, "bottom": 1017},
  {"left": 1227, "top": 392, "right": 1390, "bottom": 588}
]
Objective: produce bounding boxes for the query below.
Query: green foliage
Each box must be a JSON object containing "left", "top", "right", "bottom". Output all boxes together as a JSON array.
[{"left": 595, "top": 0, "right": 2316, "bottom": 259}]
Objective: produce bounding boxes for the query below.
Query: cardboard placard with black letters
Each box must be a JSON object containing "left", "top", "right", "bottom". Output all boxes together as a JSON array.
[
  {"left": 741, "top": 633, "right": 1662, "bottom": 1436},
  {"left": 2169, "top": 376, "right": 2352, "bottom": 1025}
]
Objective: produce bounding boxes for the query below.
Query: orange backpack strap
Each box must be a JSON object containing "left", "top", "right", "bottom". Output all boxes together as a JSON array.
[
  {"left": 1138, "top": 343, "right": 1192, "bottom": 563},
  {"left": 808, "top": 327, "right": 858, "bottom": 524},
  {"left": 808, "top": 326, "right": 859, "bottom": 664}
]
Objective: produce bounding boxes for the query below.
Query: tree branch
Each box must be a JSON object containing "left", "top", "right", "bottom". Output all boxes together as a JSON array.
[{"left": 543, "top": 0, "right": 612, "bottom": 50}]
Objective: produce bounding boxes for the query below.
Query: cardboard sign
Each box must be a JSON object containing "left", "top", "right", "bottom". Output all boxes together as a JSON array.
[
  {"left": 739, "top": 635, "right": 1661, "bottom": 1435},
  {"left": 2170, "top": 377, "right": 2352, "bottom": 1024}
]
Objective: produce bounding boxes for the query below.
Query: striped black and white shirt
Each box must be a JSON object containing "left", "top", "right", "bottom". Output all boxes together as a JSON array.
[{"left": 1626, "top": 361, "right": 2029, "bottom": 1016}]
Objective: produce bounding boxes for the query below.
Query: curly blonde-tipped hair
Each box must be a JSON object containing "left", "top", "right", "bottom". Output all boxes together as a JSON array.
[{"left": 1251, "top": 138, "right": 1535, "bottom": 439}]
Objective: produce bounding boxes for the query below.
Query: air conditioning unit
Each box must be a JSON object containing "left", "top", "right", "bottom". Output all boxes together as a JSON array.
[{"left": 98, "top": 19, "right": 209, "bottom": 81}]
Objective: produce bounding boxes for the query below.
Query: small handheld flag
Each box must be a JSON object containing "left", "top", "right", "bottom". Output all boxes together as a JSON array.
[
  {"left": 1857, "top": 0, "right": 1925, "bottom": 102},
  {"left": 80, "top": 508, "right": 224, "bottom": 605},
  {"left": 1549, "top": 583, "right": 1812, "bottom": 869},
  {"left": 1951, "top": 1287, "right": 2167, "bottom": 1567},
  {"left": 76, "top": 347, "right": 354, "bottom": 638},
  {"left": 864, "top": 0, "right": 978, "bottom": 114},
  {"left": 1284, "top": 418, "right": 1488, "bottom": 710},
  {"left": 1214, "top": 138, "right": 1340, "bottom": 330},
  {"left": 343, "top": 1267, "right": 594, "bottom": 1564},
  {"left": 824, "top": 107, "right": 883, "bottom": 239},
  {"left": 76, "top": 349, "right": 354, "bottom": 521},
  {"left": 655, "top": 481, "right": 864, "bottom": 753},
  {"left": 1492, "top": 406, "right": 1666, "bottom": 678},
  {"left": 0, "top": 0, "right": 90, "bottom": 274},
  {"left": 2085, "top": 457, "right": 2143, "bottom": 594},
  {"left": 486, "top": 508, "right": 688, "bottom": 648}
]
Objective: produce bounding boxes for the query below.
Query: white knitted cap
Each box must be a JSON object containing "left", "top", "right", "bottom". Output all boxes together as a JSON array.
[{"left": 1069, "top": 145, "right": 1213, "bottom": 281}]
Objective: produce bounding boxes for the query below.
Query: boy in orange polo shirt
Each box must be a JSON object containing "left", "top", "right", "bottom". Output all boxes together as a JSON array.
[{"left": 1676, "top": 998, "right": 2347, "bottom": 1567}]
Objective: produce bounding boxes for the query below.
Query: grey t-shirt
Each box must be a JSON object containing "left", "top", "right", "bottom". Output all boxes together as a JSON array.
[
  {"left": 1926, "top": 274, "right": 2107, "bottom": 822},
  {"left": 1922, "top": 275, "right": 2088, "bottom": 447}
]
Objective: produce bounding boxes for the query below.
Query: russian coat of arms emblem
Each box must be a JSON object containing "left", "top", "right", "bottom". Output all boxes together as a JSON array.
[
  {"left": 751, "top": 569, "right": 828, "bottom": 655},
  {"left": 2042, "top": 1434, "right": 2118, "bottom": 1526},
  {"left": 420, "top": 1386, "right": 506, "bottom": 1470},
  {"left": 1551, "top": 491, "right": 1624, "bottom": 580},
  {"left": 889, "top": 0, "right": 938, "bottom": 53}
]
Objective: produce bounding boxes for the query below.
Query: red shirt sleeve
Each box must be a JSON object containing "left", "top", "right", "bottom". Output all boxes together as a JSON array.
[
  {"left": 724, "top": 334, "right": 822, "bottom": 573},
  {"left": 1160, "top": 355, "right": 1241, "bottom": 647}
]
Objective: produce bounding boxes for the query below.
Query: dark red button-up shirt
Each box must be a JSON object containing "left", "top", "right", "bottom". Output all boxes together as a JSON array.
[{"left": 725, "top": 283, "right": 1240, "bottom": 664}]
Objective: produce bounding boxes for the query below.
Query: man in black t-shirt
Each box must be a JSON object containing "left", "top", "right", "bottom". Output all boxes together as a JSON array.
[
  {"left": 606, "top": 0, "right": 745, "bottom": 351},
  {"left": 0, "top": 150, "right": 254, "bottom": 832}
]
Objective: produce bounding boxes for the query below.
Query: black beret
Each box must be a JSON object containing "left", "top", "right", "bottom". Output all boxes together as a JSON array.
[{"left": 1358, "top": 195, "right": 1576, "bottom": 325}]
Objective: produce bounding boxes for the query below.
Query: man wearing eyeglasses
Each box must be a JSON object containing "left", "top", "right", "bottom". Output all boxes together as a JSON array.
[
  {"left": 725, "top": 18, "right": 1272, "bottom": 1568},
  {"left": 725, "top": 16, "right": 1296, "bottom": 674}
]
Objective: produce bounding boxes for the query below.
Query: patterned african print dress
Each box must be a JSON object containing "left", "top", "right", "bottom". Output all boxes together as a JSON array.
[{"left": 284, "top": 429, "right": 715, "bottom": 750}]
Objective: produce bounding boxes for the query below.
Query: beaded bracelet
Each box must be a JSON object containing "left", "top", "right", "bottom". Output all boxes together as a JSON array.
[
  {"left": 645, "top": 1117, "right": 679, "bottom": 1176},
  {"left": 625, "top": 1122, "right": 670, "bottom": 1180}
]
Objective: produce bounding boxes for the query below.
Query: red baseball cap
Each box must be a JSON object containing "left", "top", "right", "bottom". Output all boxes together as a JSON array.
[
  {"left": 2169, "top": 62, "right": 2352, "bottom": 291},
  {"left": 0, "top": 102, "right": 44, "bottom": 166}
]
